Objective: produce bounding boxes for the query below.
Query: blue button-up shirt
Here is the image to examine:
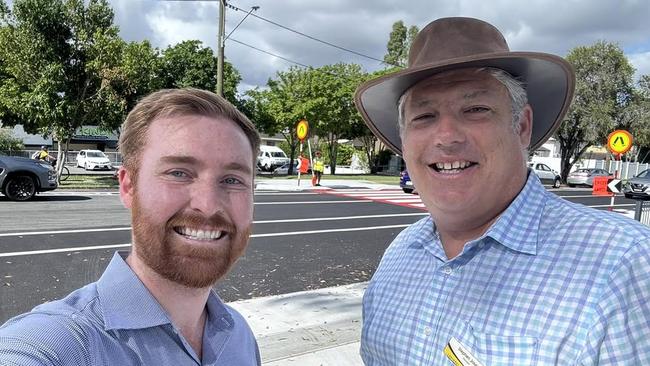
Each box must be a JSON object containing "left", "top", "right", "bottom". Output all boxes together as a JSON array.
[
  {"left": 361, "top": 173, "right": 650, "bottom": 365},
  {"left": 0, "top": 252, "right": 260, "bottom": 365}
]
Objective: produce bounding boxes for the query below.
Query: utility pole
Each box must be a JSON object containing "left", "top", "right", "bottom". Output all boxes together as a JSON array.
[{"left": 216, "top": 0, "right": 226, "bottom": 97}]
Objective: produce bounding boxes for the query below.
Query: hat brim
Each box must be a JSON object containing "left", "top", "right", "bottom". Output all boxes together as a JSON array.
[{"left": 354, "top": 52, "right": 575, "bottom": 154}]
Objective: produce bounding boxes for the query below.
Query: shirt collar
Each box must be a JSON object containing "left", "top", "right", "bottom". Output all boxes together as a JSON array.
[
  {"left": 414, "top": 171, "right": 546, "bottom": 257},
  {"left": 97, "top": 251, "right": 172, "bottom": 330}
]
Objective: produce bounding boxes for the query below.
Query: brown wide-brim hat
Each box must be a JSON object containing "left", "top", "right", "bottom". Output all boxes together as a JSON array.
[{"left": 354, "top": 17, "right": 575, "bottom": 154}]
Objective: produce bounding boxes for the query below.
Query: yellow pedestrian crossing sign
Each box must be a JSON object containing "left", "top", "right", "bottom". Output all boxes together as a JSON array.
[
  {"left": 296, "top": 120, "right": 309, "bottom": 141},
  {"left": 607, "top": 130, "right": 633, "bottom": 155}
]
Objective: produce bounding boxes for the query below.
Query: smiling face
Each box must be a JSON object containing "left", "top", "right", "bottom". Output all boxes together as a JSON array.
[
  {"left": 119, "top": 115, "right": 254, "bottom": 288},
  {"left": 401, "top": 68, "right": 532, "bottom": 235}
]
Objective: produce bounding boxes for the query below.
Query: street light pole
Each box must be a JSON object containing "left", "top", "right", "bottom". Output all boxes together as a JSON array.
[{"left": 216, "top": 0, "right": 226, "bottom": 97}]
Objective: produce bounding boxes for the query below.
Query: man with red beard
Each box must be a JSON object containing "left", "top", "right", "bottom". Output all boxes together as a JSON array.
[{"left": 0, "top": 88, "right": 261, "bottom": 365}]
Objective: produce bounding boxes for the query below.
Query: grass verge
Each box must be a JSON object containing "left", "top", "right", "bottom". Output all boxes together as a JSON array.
[{"left": 58, "top": 175, "right": 119, "bottom": 189}]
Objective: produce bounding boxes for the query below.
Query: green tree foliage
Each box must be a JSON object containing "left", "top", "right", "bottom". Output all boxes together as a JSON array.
[
  {"left": 556, "top": 41, "right": 635, "bottom": 181},
  {"left": 384, "top": 21, "right": 419, "bottom": 68},
  {"left": 157, "top": 40, "right": 241, "bottom": 105},
  {"left": 628, "top": 75, "right": 650, "bottom": 153},
  {"left": 0, "top": 127, "right": 23, "bottom": 150},
  {"left": 0, "top": 0, "right": 125, "bottom": 176}
]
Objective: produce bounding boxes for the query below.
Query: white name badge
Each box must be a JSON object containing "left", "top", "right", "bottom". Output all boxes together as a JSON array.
[{"left": 443, "top": 337, "right": 484, "bottom": 366}]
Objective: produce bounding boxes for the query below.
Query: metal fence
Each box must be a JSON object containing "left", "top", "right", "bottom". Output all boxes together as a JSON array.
[
  {"left": 634, "top": 200, "right": 650, "bottom": 226},
  {"left": 1, "top": 150, "right": 122, "bottom": 166}
]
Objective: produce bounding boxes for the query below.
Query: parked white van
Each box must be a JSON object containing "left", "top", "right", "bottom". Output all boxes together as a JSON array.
[{"left": 257, "top": 145, "right": 290, "bottom": 171}]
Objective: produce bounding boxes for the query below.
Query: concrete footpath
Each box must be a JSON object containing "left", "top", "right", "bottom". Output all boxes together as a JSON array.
[{"left": 229, "top": 282, "right": 366, "bottom": 365}]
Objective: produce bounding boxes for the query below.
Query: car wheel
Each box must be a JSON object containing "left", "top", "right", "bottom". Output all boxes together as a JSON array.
[
  {"left": 553, "top": 177, "right": 561, "bottom": 188},
  {"left": 4, "top": 175, "right": 37, "bottom": 201},
  {"left": 402, "top": 188, "right": 414, "bottom": 194}
]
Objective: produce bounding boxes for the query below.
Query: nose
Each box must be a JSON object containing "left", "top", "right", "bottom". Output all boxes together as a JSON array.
[
  {"left": 189, "top": 179, "right": 226, "bottom": 217},
  {"left": 432, "top": 112, "right": 466, "bottom": 150}
]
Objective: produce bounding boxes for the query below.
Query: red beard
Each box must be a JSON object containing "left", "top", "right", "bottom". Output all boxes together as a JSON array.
[{"left": 131, "top": 195, "right": 251, "bottom": 288}]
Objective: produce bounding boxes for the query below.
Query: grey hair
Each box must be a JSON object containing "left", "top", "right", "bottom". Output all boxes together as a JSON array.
[{"left": 397, "top": 68, "right": 528, "bottom": 136}]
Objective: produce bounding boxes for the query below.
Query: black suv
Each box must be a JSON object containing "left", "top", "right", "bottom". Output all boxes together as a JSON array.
[{"left": 0, "top": 154, "right": 58, "bottom": 201}]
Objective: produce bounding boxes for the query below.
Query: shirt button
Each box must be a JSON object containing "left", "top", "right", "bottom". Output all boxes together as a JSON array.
[
  {"left": 424, "top": 326, "right": 432, "bottom": 336},
  {"left": 441, "top": 266, "right": 452, "bottom": 275}
]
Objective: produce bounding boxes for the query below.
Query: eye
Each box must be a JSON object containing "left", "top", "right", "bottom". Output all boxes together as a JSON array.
[
  {"left": 465, "top": 106, "right": 490, "bottom": 113},
  {"left": 169, "top": 170, "right": 188, "bottom": 178},
  {"left": 223, "top": 177, "right": 244, "bottom": 185}
]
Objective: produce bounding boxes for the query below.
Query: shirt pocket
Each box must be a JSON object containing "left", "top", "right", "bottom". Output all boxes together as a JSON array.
[{"left": 454, "top": 321, "right": 539, "bottom": 366}]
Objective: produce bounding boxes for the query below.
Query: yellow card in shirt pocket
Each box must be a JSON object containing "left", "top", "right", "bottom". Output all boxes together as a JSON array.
[
  {"left": 455, "top": 321, "right": 539, "bottom": 365},
  {"left": 444, "top": 337, "right": 484, "bottom": 366}
]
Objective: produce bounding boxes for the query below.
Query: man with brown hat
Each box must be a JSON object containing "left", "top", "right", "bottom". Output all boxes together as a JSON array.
[{"left": 356, "top": 17, "right": 650, "bottom": 365}]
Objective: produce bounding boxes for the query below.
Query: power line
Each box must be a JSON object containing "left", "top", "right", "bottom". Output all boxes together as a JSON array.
[
  {"left": 226, "top": 3, "right": 400, "bottom": 68},
  {"left": 228, "top": 37, "right": 311, "bottom": 68},
  {"left": 228, "top": 38, "right": 363, "bottom": 80}
]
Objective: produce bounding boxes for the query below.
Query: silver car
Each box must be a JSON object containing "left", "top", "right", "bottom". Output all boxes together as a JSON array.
[
  {"left": 623, "top": 169, "right": 650, "bottom": 200},
  {"left": 567, "top": 168, "right": 611, "bottom": 187}
]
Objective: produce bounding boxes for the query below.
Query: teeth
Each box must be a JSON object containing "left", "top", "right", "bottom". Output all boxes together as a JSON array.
[
  {"left": 433, "top": 160, "right": 473, "bottom": 173},
  {"left": 177, "top": 227, "right": 224, "bottom": 241}
]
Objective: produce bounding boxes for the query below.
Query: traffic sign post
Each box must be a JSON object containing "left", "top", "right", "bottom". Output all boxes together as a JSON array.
[
  {"left": 604, "top": 130, "right": 634, "bottom": 210},
  {"left": 296, "top": 120, "right": 309, "bottom": 187}
]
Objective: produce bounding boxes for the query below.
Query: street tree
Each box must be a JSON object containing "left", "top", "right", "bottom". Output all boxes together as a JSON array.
[
  {"left": 0, "top": 0, "right": 126, "bottom": 177},
  {"left": 555, "top": 41, "right": 635, "bottom": 181},
  {"left": 157, "top": 40, "right": 241, "bottom": 105},
  {"left": 384, "top": 21, "right": 419, "bottom": 68}
]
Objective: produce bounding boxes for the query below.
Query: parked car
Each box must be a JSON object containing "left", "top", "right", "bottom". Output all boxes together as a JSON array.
[
  {"left": 400, "top": 169, "right": 415, "bottom": 194},
  {"left": 273, "top": 162, "right": 297, "bottom": 175},
  {"left": 528, "top": 162, "right": 561, "bottom": 188},
  {"left": 567, "top": 168, "right": 611, "bottom": 187},
  {"left": 0, "top": 154, "right": 57, "bottom": 201},
  {"left": 257, "top": 145, "right": 290, "bottom": 171},
  {"left": 623, "top": 169, "right": 650, "bottom": 200},
  {"left": 77, "top": 149, "right": 112, "bottom": 170}
]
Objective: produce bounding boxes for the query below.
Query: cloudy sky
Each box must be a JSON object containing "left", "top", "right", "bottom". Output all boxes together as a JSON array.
[{"left": 110, "top": 0, "right": 650, "bottom": 93}]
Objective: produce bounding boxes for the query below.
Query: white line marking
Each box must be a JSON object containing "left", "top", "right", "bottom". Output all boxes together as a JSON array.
[
  {"left": 0, "top": 213, "right": 427, "bottom": 237},
  {"left": 0, "top": 224, "right": 411, "bottom": 257},
  {"left": 386, "top": 199, "right": 424, "bottom": 203},
  {"left": 0, "top": 227, "right": 131, "bottom": 237},
  {"left": 254, "top": 200, "right": 372, "bottom": 205},
  {"left": 0, "top": 244, "right": 132, "bottom": 257}
]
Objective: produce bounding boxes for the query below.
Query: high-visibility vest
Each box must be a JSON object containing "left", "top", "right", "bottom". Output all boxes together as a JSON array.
[{"left": 313, "top": 158, "right": 324, "bottom": 172}]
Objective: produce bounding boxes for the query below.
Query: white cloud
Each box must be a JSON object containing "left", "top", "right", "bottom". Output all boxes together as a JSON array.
[{"left": 108, "top": 0, "right": 650, "bottom": 90}]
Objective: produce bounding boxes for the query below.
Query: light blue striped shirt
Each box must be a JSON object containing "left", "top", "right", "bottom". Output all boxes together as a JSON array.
[
  {"left": 361, "top": 173, "right": 650, "bottom": 365},
  {"left": 0, "top": 252, "right": 260, "bottom": 365}
]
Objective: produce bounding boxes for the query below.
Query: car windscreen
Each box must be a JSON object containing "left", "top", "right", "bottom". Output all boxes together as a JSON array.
[
  {"left": 87, "top": 151, "right": 106, "bottom": 158},
  {"left": 271, "top": 152, "right": 286, "bottom": 158}
]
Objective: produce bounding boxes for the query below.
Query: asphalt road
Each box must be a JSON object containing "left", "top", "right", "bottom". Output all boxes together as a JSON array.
[{"left": 0, "top": 186, "right": 640, "bottom": 323}]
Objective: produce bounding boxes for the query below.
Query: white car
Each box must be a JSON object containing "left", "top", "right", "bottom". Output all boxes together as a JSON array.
[
  {"left": 528, "top": 162, "right": 561, "bottom": 188},
  {"left": 77, "top": 150, "right": 112, "bottom": 170}
]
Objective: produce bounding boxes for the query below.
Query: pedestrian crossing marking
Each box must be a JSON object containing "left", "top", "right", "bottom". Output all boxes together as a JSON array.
[{"left": 319, "top": 188, "right": 426, "bottom": 210}]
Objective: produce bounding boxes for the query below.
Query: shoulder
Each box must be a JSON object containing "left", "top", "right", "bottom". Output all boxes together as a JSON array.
[
  {"left": 0, "top": 284, "right": 103, "bottom": 365},
  {"left": 0, "top": 311, "right": 94, "bottom": 365},
  {"left": 542, "top": 193, "right": 650, "bottom": 249}
]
